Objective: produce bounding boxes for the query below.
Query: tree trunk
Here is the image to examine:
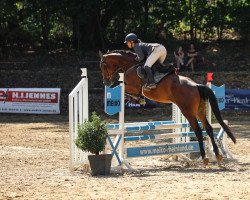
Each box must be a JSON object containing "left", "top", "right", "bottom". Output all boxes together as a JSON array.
[
  {"left": 96, "top": 10, "right": 105, "bottom": 50},
  {"left": 78, "top": 12, "right": 101, "bottom": 50},
  {"left": 142, "top": 0, "right": 149, "bottom": 37},
  {"left": 189, "top": 0, "right": 194, "bottom": 40},
  {"left": 72, "top": 15, "right": 79, "bottom": 50},
  {"left": 40, "top": 8, "right": 50, "bottom": 49},
  {"left": 219, "top": 24, "right": 224, "bottom": 40}
]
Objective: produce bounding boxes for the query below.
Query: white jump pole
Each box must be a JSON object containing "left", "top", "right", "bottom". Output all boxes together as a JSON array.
[
  {"left": 118, "top": 73, "right": 133, "bottom": 170},
  {"left": 206, "top": 73, "right": 215, "bottom": 160},
  {"left": 118, "top": 73, "right": 125, "bottom": 162}
]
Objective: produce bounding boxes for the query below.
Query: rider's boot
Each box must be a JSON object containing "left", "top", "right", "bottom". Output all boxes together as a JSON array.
[
  {"left": 144, "top": 66, "right": 156, "bottom": 89},
  {"left": 160, "top": 62, "right": 167, "bottom": 67}
]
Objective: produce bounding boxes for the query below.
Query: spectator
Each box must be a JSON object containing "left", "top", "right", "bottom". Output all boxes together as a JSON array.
[
  {"left": 174, "top": 46, "right": 185, "bottom": 70},
  {"left": 186, "top": 44, "right": 198, "bottom": 72}
]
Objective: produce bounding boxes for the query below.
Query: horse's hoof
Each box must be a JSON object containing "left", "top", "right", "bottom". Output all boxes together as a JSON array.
[
  {"left": 203, "top": 158, "right": 209, "bottom": 166},
  {"left": 216, "top": 154, "right": 223, "bottom": 164}
]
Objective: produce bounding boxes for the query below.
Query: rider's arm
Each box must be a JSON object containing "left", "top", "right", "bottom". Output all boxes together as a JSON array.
[{"left": 133, "top": 44, "right": 144, "bottom": 62}]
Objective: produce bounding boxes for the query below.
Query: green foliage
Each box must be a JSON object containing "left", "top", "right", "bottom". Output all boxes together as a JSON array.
[
  {"left": 230, "top": 2, "right": 250, "bottom": 40},
  {"left": 0, "top": 0, "right": 249, "bottom": 50},
  {"left": 74, "top": 112, "right": 108, "bottom": 155}
]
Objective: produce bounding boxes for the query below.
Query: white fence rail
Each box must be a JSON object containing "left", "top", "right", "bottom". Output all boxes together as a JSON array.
[{"left": 69, "top": 68, "right": 89, "bottom": 171}]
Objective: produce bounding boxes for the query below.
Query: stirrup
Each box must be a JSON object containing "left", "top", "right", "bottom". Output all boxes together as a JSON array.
[{"left": 138, "top": 98, "right": 146, "bottom": 105}]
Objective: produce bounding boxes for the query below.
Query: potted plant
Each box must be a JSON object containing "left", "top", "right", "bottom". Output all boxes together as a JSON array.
[{"left": 74, "top": 112, "right": 112, "bottom": 175}]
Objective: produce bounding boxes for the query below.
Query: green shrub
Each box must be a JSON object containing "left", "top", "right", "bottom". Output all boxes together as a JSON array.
[{"left": 74, "top": 112, "right": 108, "bottom": 155}]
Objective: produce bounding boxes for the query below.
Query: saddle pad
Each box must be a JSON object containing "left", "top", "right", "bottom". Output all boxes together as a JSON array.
[{"left": 154, "top": 71, "right": 167, "bottom": 83}]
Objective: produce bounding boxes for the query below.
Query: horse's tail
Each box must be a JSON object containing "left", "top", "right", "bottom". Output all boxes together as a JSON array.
[{"left": 197, "top": 84, "right": 236, "bottom": 144}]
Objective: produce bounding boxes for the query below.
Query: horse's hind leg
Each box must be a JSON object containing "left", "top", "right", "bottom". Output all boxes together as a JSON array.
[
  {"left": 191, "top": 118, "right": 209, "bottom": 165},
  {"left": 198, "top": 102, "right": 222, "bottom": 165},
  {"left": 179, "top": 109, "right": 207, "bottom": 165}
]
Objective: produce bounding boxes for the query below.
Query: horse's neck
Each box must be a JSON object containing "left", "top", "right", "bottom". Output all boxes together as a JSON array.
[
  {"left": 106, "top": 53, "right": 137, "bottom": 72},
  {"left": 121, "top": 57, "right": 138, "bottom": 71}
]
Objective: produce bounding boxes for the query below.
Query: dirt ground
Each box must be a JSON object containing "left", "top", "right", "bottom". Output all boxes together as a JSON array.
[{"left": 0, "top": 112, "right": 249, "bottom": 200}]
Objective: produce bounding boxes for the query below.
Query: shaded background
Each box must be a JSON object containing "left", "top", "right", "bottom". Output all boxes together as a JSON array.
[{"left": 0, "top": 0, "right": 249, "bottom": 116}]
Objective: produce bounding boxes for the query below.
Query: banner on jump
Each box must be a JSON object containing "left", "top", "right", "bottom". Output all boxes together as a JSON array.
[
  {"left": 225, "top": 89, "right": 250, "bottom": 110},
  {"left": 0, "top": 88, "right": 61, "bottom": 114},
  {"left": 105, "top": 85, "right": 122, "bottom": 115},
  {"left": 211, "top": 84, "right": 225, "bottom": 110}
]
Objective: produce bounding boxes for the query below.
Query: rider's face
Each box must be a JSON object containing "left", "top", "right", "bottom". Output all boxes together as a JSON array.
[{"left": 126, "top": 41, "right": 133, "bottom": 49}]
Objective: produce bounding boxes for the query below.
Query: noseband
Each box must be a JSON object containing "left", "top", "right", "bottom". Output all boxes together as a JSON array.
[{"left": 100, "top": 59, "right": 122, "bottom": 85}]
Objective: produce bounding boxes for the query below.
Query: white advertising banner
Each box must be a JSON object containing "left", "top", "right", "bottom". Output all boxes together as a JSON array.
[{"left": 0, "top": 88, "right": 60, "bottom": 114}]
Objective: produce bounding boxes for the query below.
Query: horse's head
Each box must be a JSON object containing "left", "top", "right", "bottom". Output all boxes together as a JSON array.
[
  {"left": 99, "top": 50, "right": 138, "bottom": 87},
  {"left": 99, "top": 51, "right": 121, "bottom": 86}
]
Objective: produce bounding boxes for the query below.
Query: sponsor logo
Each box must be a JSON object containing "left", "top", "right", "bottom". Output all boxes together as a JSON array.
[
  {"left": 0, "top": 90, "right": 9, "bottom": 103},
  {"left": 0, "top": 90, "right": 6, "bottom": 100},
  {"left": 0, "top": 90, "right": 58, "bottom": 103}
]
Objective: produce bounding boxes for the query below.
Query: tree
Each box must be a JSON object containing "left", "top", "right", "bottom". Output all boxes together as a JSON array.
[
  {"left": 0, "top": 0, "right": 249, "bottom": 52},
  {"left": 230, "top": 1, "right": 250, "bottom": 41}
]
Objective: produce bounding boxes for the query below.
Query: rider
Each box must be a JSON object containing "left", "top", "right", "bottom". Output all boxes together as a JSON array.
[{"left": 124, "top": 33, "right": 167, "bottom": 89}]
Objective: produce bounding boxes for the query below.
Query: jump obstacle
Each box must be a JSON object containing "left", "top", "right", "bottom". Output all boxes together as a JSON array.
[{"left": 69, "top": 68, "right": 234, "bottom": 171}]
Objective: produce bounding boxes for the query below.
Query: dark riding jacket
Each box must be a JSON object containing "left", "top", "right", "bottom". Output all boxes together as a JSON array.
[{"left": 133, "top": 42, "right": 160, "bottom": 62}]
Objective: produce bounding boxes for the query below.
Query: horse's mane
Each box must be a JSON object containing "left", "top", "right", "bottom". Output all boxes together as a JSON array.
[{"left": 105, "top": 50, "right": 136, "bottom": 56}]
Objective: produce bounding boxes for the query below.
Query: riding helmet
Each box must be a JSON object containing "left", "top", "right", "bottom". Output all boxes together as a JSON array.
[{"left": 124, "top": 33, "right": 138, "bottom": 43}]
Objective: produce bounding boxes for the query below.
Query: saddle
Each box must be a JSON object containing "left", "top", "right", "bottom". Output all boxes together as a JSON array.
[{"left": 136, "top": 63, "right": 176, "bottom": 83}]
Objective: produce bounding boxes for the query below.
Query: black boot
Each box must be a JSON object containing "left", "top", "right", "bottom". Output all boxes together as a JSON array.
[{"left": 144, "top": 66, "right": 156, "bottom": 89}]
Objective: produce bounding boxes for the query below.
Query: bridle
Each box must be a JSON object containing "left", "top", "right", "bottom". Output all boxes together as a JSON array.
[
  {"left": 100, "top": 58, "right": 122, "bottom": 85},
  {"left": 100, "top": 55, "right": 145, "bottom": 104}
]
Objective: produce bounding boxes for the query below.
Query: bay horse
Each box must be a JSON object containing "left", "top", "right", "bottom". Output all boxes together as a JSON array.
[{"left": 99, "top": 50, "right": 236, "bottom": 165}]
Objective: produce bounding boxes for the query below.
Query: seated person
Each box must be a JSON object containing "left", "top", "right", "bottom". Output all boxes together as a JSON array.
[
  {"left": 174, "top": 46, "right": 185, "bottom": 70},
  {"left": 186, "top": 44, "right": 197, "bottom": 72}
]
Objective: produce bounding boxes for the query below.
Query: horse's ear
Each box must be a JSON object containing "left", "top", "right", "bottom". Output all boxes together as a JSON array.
[{"left": 99, "top": 50, "right": 103, "bottom": 59}]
